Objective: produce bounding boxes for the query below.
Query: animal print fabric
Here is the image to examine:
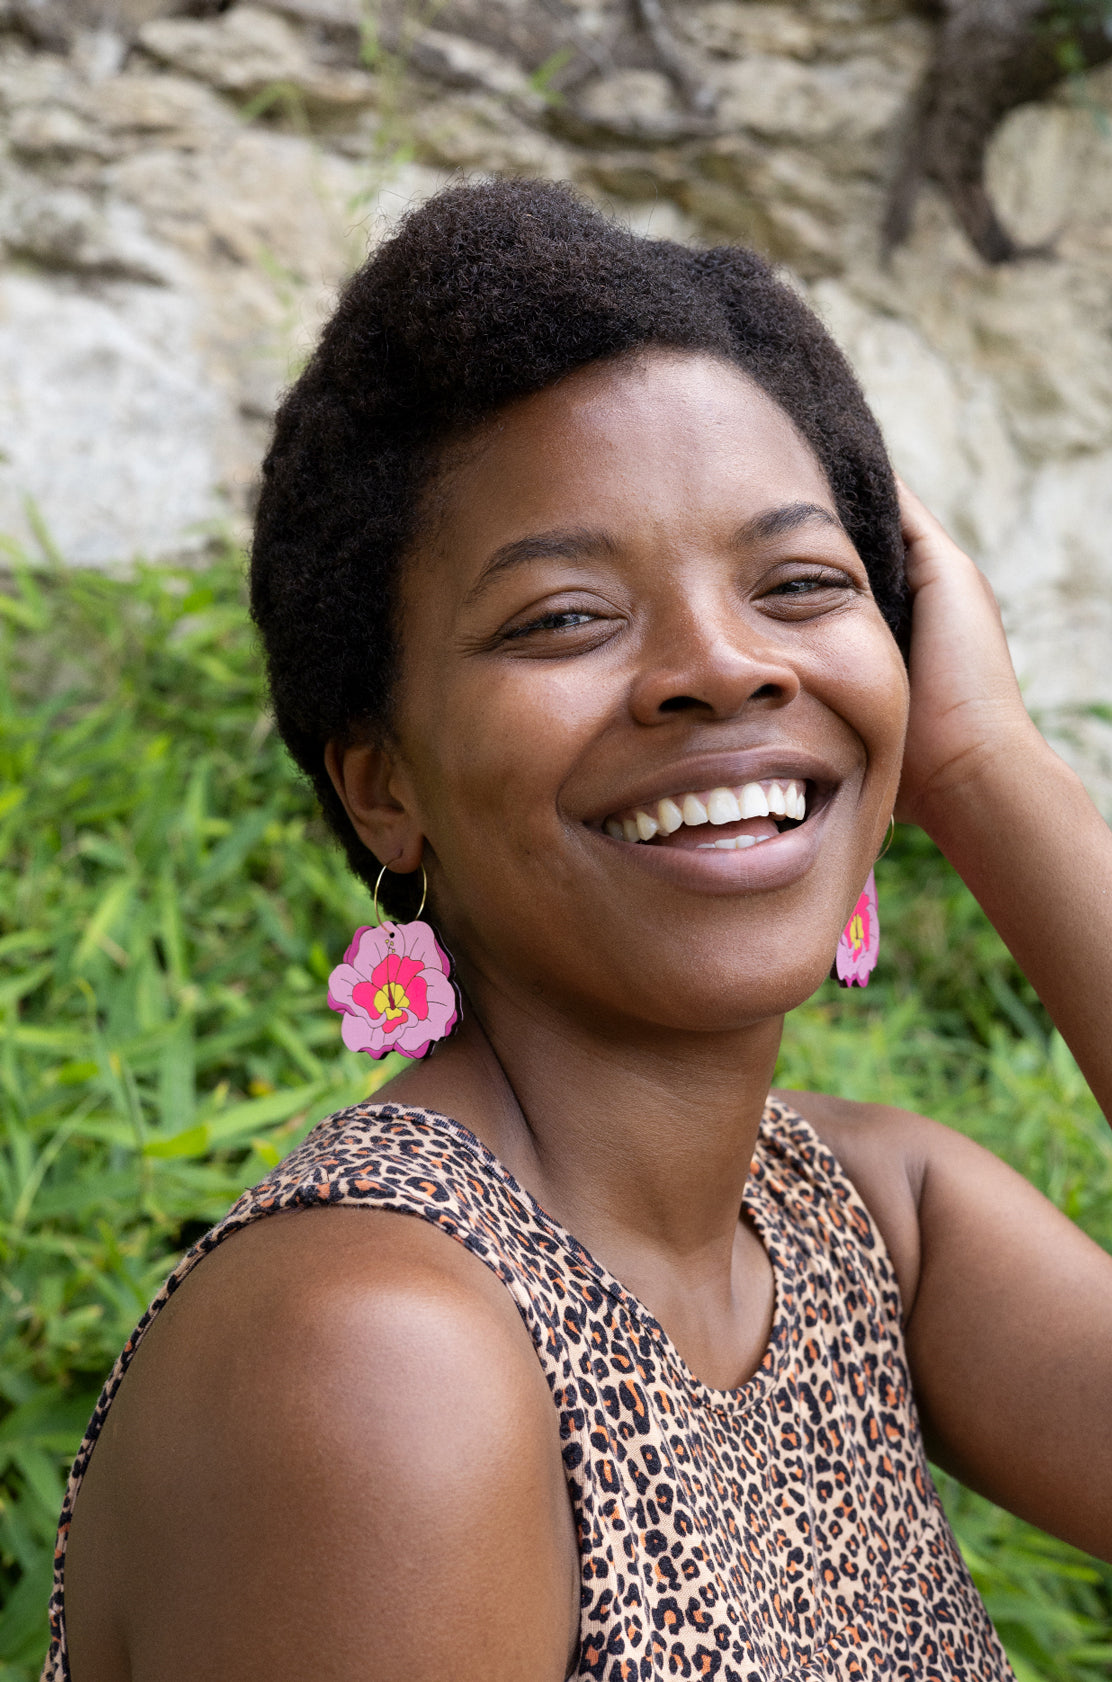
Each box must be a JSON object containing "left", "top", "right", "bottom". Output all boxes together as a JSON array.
[{"left": 44, "top": 1097, "right": 1014, "bottom": 1681}]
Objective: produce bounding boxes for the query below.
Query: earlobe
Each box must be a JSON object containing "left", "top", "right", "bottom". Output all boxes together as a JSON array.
[{"left": 323, "top": 738, "right": 425, "bottom": 873}]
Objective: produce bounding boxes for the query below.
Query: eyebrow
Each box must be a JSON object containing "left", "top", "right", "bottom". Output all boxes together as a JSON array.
[
  {"left": 463, "top": 501, "right": 845, "bottom": 606},
  {"left": 462, "top": 528, "right": 617, "bottom": 606},
  {"left": 734, "top": 501, "right": 845, "bottom": 543}
]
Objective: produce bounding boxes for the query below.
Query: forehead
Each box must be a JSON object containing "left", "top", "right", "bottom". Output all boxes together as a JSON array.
[{"left": 427, "top": 350, "right": 835, "bottom": 550}]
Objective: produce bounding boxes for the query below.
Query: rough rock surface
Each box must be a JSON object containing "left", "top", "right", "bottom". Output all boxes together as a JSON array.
[{"left": 1, "top": 0, "right": 1111, "bottom": 793}]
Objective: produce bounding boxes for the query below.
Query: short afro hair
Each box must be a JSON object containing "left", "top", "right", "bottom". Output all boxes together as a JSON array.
[{"left": 250, "top": 177, "right": 906, "bottom": 912}]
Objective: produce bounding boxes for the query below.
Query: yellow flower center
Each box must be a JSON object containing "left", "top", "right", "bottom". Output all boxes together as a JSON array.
[
  {"left": 848, "top": 912, "right": 865, "bottom": 952},
  {"left": 374, "top": 980, "right": 410, "bottom": 1023}
]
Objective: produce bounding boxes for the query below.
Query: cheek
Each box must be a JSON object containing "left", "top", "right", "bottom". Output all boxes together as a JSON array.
[
  {"left": 820, "top": 618, "right": 909, "bottom": 771},
  {"left": 407, "top": 660, "right": 606, "bottom": 846}
]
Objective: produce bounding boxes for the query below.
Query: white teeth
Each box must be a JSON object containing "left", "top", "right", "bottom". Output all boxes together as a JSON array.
[
  {"left": 657, "top": 796, "right": 684, "bottom": 835},
  {"left": 739, "top": 782, "right": 770, "bottom": 819},
  {"left": 604, "top": 777, "right": 808, "bottom": 840},
  {"left": 706, "top": 787, "right": 742, "bottom": 825},
  {"left": 696, "top": 835, "right": 760, "bottom": 850}
]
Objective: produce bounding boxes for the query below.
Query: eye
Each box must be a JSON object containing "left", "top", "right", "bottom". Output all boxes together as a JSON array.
[
  {"left": 770, "top": 571, "right": 848, "bottom": 595},
  {"left": 761, "top": 567, "right": 859, "bottom": 614},
  {"left": 503, "top": 609, "right": 598, "bottom": 639}
]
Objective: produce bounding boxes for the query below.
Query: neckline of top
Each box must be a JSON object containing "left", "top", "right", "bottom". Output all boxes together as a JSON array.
[{"left": 349, "top": 1098, "right": 800, "bottom": 1414}]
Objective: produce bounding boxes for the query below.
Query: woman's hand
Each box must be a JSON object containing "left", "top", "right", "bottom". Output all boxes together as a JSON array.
[
  {"left": 894, "top": 480, "right": 1038, "bottom": 831},
  {"left": 864, "top": 488, "right": 1112, "bottom": 1557},
  {"left": 893, "top": 481, "right": 1112, "bottom": 1127}
]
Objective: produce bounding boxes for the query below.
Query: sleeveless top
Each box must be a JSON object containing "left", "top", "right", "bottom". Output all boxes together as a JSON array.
[{"left": 44, "top": 1096, "right": 1014, "bottom": 1682}]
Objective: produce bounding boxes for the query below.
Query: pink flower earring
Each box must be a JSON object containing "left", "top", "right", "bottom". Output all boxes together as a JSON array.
[
  {"left": 832, "top": 869, "right": 880, "bottom": 987},
  {"left": 327, "top": 863, "right": 459, "bottom": 1059},
  {"left": 831, "top": 819, "right": 893, "bottom": 989}
]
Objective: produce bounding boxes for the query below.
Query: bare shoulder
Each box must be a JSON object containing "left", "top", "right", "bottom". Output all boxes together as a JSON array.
[{"left": 65, "top": 1206, "right": 578, "bottom": 1682}]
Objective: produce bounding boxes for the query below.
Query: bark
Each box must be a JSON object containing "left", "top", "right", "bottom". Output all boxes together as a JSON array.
[{"left": 886, "top": 0, "right": 1112, "bottom": 263}]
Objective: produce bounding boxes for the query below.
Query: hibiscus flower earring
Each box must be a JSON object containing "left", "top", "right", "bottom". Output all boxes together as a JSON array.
[
  {"left": 326, "top": 863, "right": 459, "bottom": 1059},
  {"left": 832, "top": 869, "right": 880, "bottom": 987},
  {"left": 831, "top": 819, "right": 894, "bottom": 989}
]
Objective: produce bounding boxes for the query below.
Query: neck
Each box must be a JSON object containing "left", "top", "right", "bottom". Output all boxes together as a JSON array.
[{"left": 387, "top": 975, "right": 783, "bottom": 1350}]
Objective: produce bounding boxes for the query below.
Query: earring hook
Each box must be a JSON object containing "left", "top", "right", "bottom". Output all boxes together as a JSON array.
[{"left": 371, "top": 861, "right": 428, "bottom": 924}]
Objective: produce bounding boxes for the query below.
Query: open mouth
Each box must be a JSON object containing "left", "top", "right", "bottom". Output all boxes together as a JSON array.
[{"left": 600, "top": 778, "right": 809, "bottom": 852}]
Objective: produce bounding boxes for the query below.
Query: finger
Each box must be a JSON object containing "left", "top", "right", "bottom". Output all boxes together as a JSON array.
[
  {"left": 897, "top": 477, "right": 951, "bottom": 557},
  {"left": 895, "top": 476, "right": 944, "bottom": 531},
  {"left": 895, "top": 476, "right": 932, "bottom": 541},
  {"left": 895, "top": 478, "right": 981, "bottom": 592}
]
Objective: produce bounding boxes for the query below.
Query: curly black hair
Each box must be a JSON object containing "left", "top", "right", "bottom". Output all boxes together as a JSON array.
[{"left": 250, "top": 177, "right": 906, "bottom": 915}]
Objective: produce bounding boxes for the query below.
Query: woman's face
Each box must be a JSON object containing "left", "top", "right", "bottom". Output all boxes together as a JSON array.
[{"left": 368, "top": 350, "right": 908, "bottom": 1034}]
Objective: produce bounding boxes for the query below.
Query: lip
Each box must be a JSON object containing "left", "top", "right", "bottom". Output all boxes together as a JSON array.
[
  {"left": 588, "top": 792, "right": 837, "bottom": 895},
  {"left": 583, "top": 747, "right": 844, "bottom": 830}
]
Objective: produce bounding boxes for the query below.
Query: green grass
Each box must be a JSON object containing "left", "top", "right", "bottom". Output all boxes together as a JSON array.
[{"left": 1, "top": 547, "right": 1111, "bottom": 1678}]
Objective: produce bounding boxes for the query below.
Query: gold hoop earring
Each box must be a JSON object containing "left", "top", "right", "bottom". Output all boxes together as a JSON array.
[
  {"left": 877, "top": 817, "right": 896, "bottom": 862},
  {"left": 329, "top": 859, "right": 457, "bottom": 1061},
  {"left": 371, "top": 860, "right": 428, "bottom": 924}
]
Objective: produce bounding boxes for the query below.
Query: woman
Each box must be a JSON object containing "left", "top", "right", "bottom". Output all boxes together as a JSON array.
[{"left": 47, "top": 179, "right": 1112, "bottom": 1680}]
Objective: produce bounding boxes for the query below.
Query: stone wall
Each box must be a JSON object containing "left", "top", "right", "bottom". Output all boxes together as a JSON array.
[{"left": 2, "top": 0, "right": 1111, "bottom": 794}]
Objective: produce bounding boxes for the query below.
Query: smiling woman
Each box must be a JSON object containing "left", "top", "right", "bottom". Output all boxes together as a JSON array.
[{"left": 42, "top": 181, "right": 1112, "bottom": 1682}]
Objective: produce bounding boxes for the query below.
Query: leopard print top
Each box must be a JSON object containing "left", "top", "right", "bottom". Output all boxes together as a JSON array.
[{"left": 44, "top": 1097, "right": 1014, "bottom": 1681}]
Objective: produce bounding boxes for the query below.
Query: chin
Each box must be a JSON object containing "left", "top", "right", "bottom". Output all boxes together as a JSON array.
[{"left": 621, "top": 952, "right": 839, "bottom": 1037}]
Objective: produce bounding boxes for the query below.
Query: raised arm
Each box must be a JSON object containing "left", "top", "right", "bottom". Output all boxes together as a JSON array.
[
  {"left": 895, "top": 482, "right": 1112, "bottom": 1123},
  {"left": 883, "top": 487, "right": 1112, "bottom": 1561}
]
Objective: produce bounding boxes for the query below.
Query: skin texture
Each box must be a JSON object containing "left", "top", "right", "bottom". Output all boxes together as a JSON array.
[{"left": 64, "top": 353, "right": 1112, "bottom": 1680}]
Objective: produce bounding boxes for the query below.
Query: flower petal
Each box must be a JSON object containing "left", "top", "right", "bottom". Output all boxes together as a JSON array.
[
  {"left": 403, "top": 971, "right": 429, "bottom": 1020},
  {"left": 326, "top": 963, "right": 362, "bottom": 1013},
  {"left": 350, "top": 979, "right": 385, "bottom": 1019},
  {"left": 392, "top": 954, "right": 425, "bottom": 991},
  {"left": 343, "top": 925, "right": 381, "bottom": 973},
  {"left": 340, "top": 1011, "right": 381, "bottom": 1054},
  {"left": 396, "top": 918, "right": 453, "bottom": 978},
  {"left": 418, "top": 969, "right": 459, "bottom": 1040}
]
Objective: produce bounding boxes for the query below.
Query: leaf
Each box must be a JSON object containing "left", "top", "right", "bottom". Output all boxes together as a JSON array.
[
  {"left": 0, "top": 961, "right": 53, "bottom": 1010},
  {"left": 193, "top": 808, "right": 274, "bottom": 892},
  {"left": 142, "top": 1122, "right": 211, "bottom": 1160},
  {"left": 0, "top": 1552, "right": 54, "bottom": 1664},
  {"left": 143, "top": 1080, "right": 331, "bottom": 1159},
  {"left": 54, "top": 1061, "right": 99, "bottom": 1086},
  {"left": 72, "top": 877, "right": 135, "bottom": 970},
  {"left": 199, "top": 1080, "right": 330, "bottom": 1146},
  {"left": 0, "top": 1392, "right": 98, "bottom": 1453}
]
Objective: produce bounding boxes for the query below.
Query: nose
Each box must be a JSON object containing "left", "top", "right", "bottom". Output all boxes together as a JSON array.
[{"left": 627, "top": 603, "right": 801, "bottom": 725}]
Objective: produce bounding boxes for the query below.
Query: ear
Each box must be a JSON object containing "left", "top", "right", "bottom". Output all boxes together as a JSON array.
[{"left": 324, "top": 738, "right": 425, "bottom": 875}]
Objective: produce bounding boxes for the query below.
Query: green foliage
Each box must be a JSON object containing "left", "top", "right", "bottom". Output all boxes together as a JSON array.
[
  {"left": 0, "top": 548, "right": 396, "bottom": 1675},
  {"left": 1, "top": 548, "right": 1111, "bottom": 1676},
  {"left": 1046, "top": 0, "right": 1112, "bottom": 94}
]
